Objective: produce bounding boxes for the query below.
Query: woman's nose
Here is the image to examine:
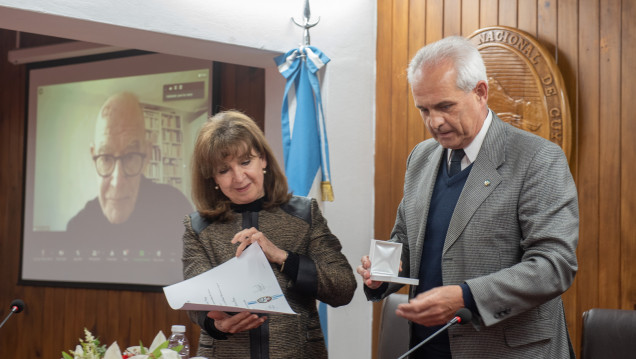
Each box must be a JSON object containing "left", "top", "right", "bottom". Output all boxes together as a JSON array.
[{"left": 232, "top": 168, "right": 246, "bottom": 182}]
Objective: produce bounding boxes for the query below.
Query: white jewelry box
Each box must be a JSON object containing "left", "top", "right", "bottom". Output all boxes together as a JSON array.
[{"left": 369, "top": 239, "right": 419, "bottom": 285}]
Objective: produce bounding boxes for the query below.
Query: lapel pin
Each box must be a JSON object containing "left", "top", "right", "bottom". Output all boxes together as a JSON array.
[{"left": 484, "top": 180, "right": 491, "bottom": 187}]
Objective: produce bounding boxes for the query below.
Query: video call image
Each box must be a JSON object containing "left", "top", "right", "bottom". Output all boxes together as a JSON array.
[{"left": 21, "top": 53, "right": 213, "bottom": 287}]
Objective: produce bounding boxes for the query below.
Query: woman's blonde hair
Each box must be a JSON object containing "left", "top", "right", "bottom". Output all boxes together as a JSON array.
[{"left": 191, "top": 110, "right": 291, "bottom": 222}]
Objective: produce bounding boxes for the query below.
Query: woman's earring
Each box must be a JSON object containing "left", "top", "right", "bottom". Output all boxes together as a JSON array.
[
  {"left": 263, "top": 169, "right": 267, "bottom": 174},
  {"left": 214, "top": 185, "right": 219, "bottom": 190}
]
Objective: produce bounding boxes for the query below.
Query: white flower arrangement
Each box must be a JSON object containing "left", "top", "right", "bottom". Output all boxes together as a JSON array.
[{"left": 62, "top": 328, "right": 183, "bottom": 359}]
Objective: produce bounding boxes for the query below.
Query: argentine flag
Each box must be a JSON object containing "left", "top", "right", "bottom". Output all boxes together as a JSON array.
[
  {"left": 275, "top": 45, "right": 334, "bottom": 202},
  {"left": 275, "top": 45, "right": 333, "bottom": 346}
]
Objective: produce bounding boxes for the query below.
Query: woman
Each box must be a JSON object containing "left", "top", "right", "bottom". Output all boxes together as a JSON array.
[{"left": 183, "top": 110, "right": 357, "bottom": 358}]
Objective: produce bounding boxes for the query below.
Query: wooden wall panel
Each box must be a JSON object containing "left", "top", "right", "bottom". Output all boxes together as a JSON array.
[
  {"left": 518, "top": 0, "right": 538, "bottom": 35},
  {"left": 621, "top": 0, "right": 636, "bottom": 310},
  {"left": 375, "top": 0, "right": 395, "bottom": 242},
  {"left": 499, "top": 0, "right": 518, "bottom": 28},
  {"left": 577, "top": 0, "right": 601, "bottom": 326},
  {"left": 444, "top": 0, "right": 462, "bottom": 36},
  {"left": 0, "top": 30, "right": 264, "bottom": 357},
  {"left": 214, "top": 62, "right": 266, "bottom": 127},
  {"left": 556, "top": 0, "right": 578, "bottom": 170},
  {"left": 389, "top": 0, "right": 411, "bottom": 235},
  {"left": 556, "top": 0, "right": 580, "bottom": 337},
  {"left": 598, "top": 0, "right": 622, "bottom": 310},
  {"left": 538, "top": 0, "right": 558, "bottom": 54},
  {"left": 480, "top": 0, "right": 500, "bottom": 28},
  {"left": 0, "top": 28, "right": 30, "bottom": 357},
  {"left": 407, "top": 0, "right": 428, "bottom": 153},
  {"left": 375, "top": 0, "right": 636, "bottom": 357},
  {"left": 461, "top": 1, "right": 480, "bottom": 36},
  {"left": 426, "top": 0, "right": 445, "bottom": 43}
]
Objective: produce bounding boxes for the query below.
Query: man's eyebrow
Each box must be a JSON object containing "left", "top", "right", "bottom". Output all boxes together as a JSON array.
[{"left": 435, "top": 101, "right": 455, "bottom": 107}]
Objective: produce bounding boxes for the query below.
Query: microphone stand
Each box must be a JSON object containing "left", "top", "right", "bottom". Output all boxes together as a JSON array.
[
  {"left": 397, "top": 317, "right": 460, "bottom": 359},
  {"left": 396, "top": 308, "right": 472, "bottom": 359},
  {"left": 0, "top": 300, "right": 25, "bottom": 330},
  {"left": 0, "top": 309, "right": 18, "bottom": 329}
]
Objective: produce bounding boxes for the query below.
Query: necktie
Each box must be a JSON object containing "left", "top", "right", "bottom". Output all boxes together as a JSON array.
[{"left": 449, "top": 149, "right": 465, "bottom": 177}]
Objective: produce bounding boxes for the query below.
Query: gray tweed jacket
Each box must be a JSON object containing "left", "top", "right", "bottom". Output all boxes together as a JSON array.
[
  {"left": 182, "top": 196, "right": 356, "bottom": 358},
  {"left": 368, "top": 113, "right": 579, "bottom": 358}
]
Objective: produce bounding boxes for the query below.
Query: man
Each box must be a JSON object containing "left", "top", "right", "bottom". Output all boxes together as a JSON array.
[
  {"left": 67, "top": 92, "right": 192, "bottom": 265},
  {"left": 357, "top": 36, "right": 578, "bottom": 358}
]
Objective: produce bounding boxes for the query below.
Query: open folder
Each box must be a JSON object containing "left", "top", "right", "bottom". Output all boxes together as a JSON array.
[{"left": 163, "top": 243, "right": 297, "bottom": 314}]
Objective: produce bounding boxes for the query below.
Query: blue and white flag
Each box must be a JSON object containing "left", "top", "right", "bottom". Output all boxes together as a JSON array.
[
  {"left": 274, "top": 45, "right": 333, "bottom": 346},
  {"left": 274, "top": 45, "right": 334, "bottom": 201}
]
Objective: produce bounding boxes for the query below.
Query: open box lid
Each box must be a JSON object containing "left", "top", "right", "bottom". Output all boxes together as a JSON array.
[{"left": 369, "top": 240, "right": 419, "bottom": 286}]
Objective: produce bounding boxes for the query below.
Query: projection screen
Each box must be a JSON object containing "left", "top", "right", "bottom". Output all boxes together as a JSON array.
[{"left": 20, "top": 51, "right": 213, "bottom": 289}]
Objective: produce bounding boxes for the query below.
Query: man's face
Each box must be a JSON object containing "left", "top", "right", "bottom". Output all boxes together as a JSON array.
[
  {"left": 410, "top": 60, "right": 488, "bottom": 149},
  {"left": 91, "top": 99, "right": 148, "bottom": 224}
]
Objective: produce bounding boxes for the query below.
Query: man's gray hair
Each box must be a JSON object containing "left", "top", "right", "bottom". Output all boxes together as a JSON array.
[{"left": 407, "top": 36, "right": 487, "bottom": 92}]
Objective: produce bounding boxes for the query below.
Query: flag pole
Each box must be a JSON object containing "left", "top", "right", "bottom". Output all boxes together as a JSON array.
[{"left": 291, "top": 0, "right": 320, "bottom": 50}]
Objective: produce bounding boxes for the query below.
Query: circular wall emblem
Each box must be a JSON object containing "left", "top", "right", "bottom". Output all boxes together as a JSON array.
[{"left": 468, "top": 26, "right": 572, "bottom": 162}]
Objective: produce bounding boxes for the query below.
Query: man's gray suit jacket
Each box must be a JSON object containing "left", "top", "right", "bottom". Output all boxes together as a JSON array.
[{"left": 368, "top": 113, "right": 579, "bottom": 358}]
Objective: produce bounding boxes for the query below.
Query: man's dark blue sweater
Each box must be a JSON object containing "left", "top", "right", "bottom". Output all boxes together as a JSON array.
[{"left": 411, "top": 157, "right": 472, "bottom": 359}]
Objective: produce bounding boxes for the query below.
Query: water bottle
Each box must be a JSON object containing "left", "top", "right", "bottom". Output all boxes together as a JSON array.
[{"left": 167, "top": 325, "right": 190, "bottom": 359}]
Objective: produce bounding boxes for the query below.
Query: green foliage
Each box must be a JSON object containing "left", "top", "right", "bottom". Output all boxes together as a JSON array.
[
  {"left": 139, "top": 340, "right": 147, "bottom": 354},
  {"left": 150, "top": 341, "right": 182, "bottom": 358},
  {"left": 61, "top": 328, "right": 107, "bottom": 359}
]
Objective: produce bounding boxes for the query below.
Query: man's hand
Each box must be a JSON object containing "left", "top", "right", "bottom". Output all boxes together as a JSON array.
[
  {"left": 395, "top": 285, "right": 464, "bottom": 326},
  {"left": 207, "top": 311, "right": 266, "bottom": 334},
  {"left": 356, "top": 255, "right": 383, "bottom": 289}
]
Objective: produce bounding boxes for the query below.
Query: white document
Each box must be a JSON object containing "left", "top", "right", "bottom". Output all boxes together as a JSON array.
[
  {"left": 163, "top": 243, "right": 296, "bottom": 314},
  {"left": 369, "top": 239, "right": 419, "bottom": 286}
]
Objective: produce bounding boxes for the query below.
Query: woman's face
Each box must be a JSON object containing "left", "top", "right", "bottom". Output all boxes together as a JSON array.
[{"left": 213, "top": 150, "right": 267, "bottom": 204}]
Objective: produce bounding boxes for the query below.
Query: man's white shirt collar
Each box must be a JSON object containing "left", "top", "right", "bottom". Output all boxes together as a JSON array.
[{"left": 446, "top": 109, "right": 493, "bottom": 169}]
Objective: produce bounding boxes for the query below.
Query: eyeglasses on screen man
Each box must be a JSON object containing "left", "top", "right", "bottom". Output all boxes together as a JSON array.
[{"left": 92, "top": 152, "right": 146, "bottom": 177}]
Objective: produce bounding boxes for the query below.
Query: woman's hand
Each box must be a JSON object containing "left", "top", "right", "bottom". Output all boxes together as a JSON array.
[
  {"left": 207, "top": 310, "right": 266, "bottom": 334},
  {"left": 231, "top": 228, "right": 288, "bottom": 265}
]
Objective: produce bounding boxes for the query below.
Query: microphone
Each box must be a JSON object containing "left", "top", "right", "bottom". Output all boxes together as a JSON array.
[
  {"left": 0, "top": 299, "right": 25, "bottom": 330},
  {"left": 397, "top": 308, "right": 472, "bottom": 359}
]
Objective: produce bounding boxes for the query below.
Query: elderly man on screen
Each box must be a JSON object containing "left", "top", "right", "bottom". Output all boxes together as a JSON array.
[
  {"left": 66, "top": 92, "right": 192, "bottom": 256},
  {"left": 357, "top": 36, "right": 579, "bottom": 358}
]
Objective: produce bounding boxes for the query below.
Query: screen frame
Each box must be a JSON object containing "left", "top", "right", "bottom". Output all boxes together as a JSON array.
[{"left": 18, "top": 50, "right": 216, "bottom": 291}]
